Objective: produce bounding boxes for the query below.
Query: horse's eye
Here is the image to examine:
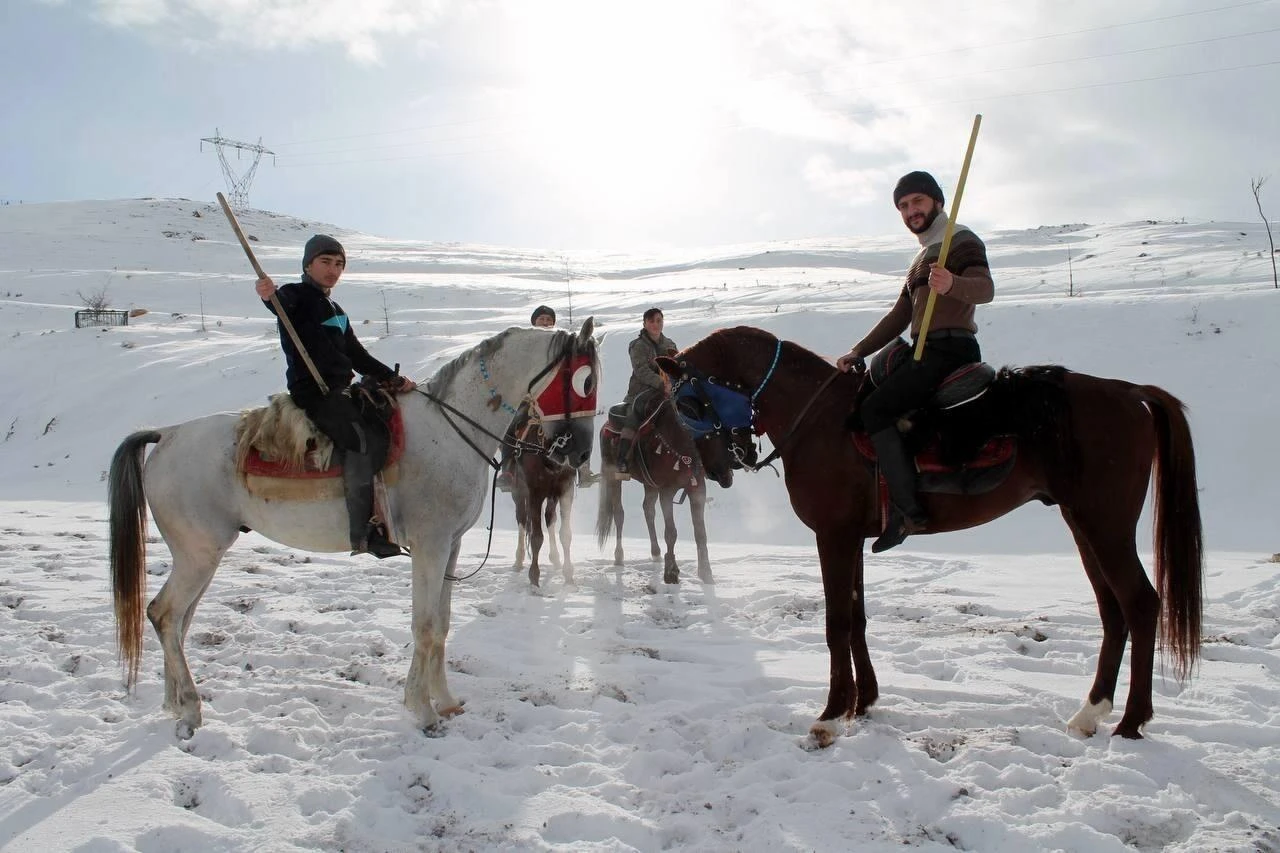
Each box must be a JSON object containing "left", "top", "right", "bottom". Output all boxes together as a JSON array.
[{"left": 572, "top": 365, "right": 594, "bottom": 398}]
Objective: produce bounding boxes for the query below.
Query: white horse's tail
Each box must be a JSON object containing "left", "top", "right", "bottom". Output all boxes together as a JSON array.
[
  {"left": 595, "top": 460, "right": 621, "bottom": 548},
  {"left": 109, "top": 429, "right": 161, "bottom": 689}
]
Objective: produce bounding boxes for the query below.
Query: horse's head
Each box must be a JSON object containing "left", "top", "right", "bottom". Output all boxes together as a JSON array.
[
  {"left": 657, "top": 333, "right": 775, "bottom": 483},
  {"left": 529, "top": 318, "right": 599, "bottom": 468}
]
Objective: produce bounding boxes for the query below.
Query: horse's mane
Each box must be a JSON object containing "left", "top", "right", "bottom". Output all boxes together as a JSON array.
[{"left": 426, "top": 327, "right": 593, "bottom": 400}]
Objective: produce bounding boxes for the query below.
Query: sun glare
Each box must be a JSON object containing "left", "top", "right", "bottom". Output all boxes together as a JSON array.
[{"left": 497, "top": 4, "right": 735, "bottom": 211}]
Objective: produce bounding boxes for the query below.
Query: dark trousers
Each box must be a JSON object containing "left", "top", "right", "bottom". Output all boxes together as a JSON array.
[
  {"left": 861, "top": 336, "right": 981, "bottom": 434},
  {"left": 292, "top": 386, "right": 389, "bottom": 547}
]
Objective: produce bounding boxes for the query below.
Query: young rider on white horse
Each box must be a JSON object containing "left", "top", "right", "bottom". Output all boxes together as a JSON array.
[{"left": 254, "top": 234, "right": 417, "bottom": 558}]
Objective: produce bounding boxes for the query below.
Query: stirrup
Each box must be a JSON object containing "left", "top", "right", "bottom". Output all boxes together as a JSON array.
[{"left": 352, "top": 523, "right": 407, "bottom": 559}]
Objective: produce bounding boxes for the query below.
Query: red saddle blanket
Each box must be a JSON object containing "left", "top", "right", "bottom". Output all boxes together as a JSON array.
[
  {"left": 242, "top": 410, "right": 406, "bottom": 480},
  {"left": 851, "top": 431, "right": 1015, "bottom": 473}
]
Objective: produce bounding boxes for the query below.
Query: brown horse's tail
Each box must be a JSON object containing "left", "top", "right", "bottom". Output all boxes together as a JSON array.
[
  {"left": 108, "top": 429, "right": 161, "bottom": 690},
  {"left": 1140, "top": 386, "right": 1204, "bottom": 680}
]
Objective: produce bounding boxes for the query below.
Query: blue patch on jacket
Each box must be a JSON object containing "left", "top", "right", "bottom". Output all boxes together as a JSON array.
[{"left": 323, "top": 314, "right": 349, "bottom": 333}]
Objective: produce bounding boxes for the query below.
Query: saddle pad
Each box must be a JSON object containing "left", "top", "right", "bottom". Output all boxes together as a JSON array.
[{"left": 242, "top": 408, "right": 406, "bottom": 480}]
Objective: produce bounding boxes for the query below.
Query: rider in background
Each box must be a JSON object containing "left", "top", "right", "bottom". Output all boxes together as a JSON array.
[
  {"left": 256, "top": 234, "right": 416, "bottom": 558},
  {"left": 835, "top": 171, "right": 993, "bottom": 553},
  {"left": 616, "top": 307, "right": 678, "bottom": 479},
  {"left": 496, "top": 305, "right": 600, "bottom": 491}
]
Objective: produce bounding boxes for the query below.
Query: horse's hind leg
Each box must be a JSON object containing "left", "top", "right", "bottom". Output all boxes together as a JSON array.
[
  {"left": 146, "top": 532, "right": 233, "bottom": 737},
  {"left": 1062, "top": 507, "right": 1158, "bottom": 738},
  {"left": 688, "top": 488, "right": 712, "bottom": 584}
]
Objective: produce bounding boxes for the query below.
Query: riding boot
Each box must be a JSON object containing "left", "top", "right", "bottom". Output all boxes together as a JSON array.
[
  {"left": 869, "top": 427, "right": 928, "bottom": 554},
  {"left": 343, "top": 447, "right": 405, "bottom": 559},
  {"left": 615, "top": 435, "right": 635, "bottom": 480}
]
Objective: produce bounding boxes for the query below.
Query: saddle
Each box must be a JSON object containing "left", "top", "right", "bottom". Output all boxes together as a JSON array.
[
  {"left": 234, "top": 392, "right": 406, "bottom": 502},
  {"left": 852, "top": 338, "right": 1016, "bottom": 496},
  {"left": 601, "top": 397, "right": 700, "bottom": 491}
]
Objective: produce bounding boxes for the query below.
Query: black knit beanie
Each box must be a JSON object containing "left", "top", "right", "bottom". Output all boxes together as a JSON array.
[
  {"left": 893, "top": 171, "right": 945, "bottom": 207},
  {"left": 530, "top": 305, "right": 556, "bottom": 324},
  {"left": 302, "top": 234, "right": 346, "bottom": 271}
]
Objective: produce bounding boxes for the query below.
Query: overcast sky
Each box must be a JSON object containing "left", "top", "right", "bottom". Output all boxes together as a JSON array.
[{"left": 6, "top": 0, "right": 1278, "bottom": 249}]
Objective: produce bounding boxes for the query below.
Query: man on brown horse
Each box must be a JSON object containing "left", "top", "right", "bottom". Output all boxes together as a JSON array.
[
  {"left": 255, "top": 234, "right": 417, "bottom": 558},
  {"left": 616, "top": 307, "right": 678, "bottom": 479},
  {"left": 836, "top": 171, "right": 994, "bottom": 553},
  {"left": 497, "top": 305, "right": 601, "bottom": 491}
]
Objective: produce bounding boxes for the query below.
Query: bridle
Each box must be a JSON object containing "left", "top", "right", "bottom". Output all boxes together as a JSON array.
[{"left": 670, "top": 335, "right": 839, "bottom": 473}]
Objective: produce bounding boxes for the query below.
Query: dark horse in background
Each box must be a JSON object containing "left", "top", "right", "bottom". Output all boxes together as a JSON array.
[
  {"left": 595, "top": 389, "right": 737, "bottom": 584},
  {"left": 659, "top": 326, "right": 1203, "bottom": 747},
  {"left": 509, "top": 415, "right": 578, "bottom": 589}
]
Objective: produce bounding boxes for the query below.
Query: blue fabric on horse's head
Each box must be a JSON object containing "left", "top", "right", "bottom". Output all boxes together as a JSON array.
[
  {"left": 675, "top": 380, "right": 753, "bottom": 438},
  {"left": 303, "top": 234, "right": 346, "bottom": 271}
]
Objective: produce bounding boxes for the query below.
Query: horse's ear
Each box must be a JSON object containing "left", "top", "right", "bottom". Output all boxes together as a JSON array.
[
  {"left": 577, "top": 316, "right": 595, "bottom": 345},
  {"left": 655, "top": 355, "right": 680, "bottom": 377}
]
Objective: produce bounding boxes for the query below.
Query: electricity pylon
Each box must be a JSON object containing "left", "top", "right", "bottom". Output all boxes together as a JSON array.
[{"left": 200, "top": 129, "right": 275, "bottom": 209}]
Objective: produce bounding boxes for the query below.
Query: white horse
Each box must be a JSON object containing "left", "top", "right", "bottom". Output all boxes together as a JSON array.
[{"left": 109, "top": 320, "right": 598, "bottom": 737}]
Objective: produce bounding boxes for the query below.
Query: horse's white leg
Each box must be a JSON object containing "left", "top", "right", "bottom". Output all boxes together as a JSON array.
[
  {"left": 557, "top": 487, "right": 574, "bottom": 585},
  {"left": 146, "top": 529, "right": 234, "bottom": 737},
  {"left": 405, "top": 537, "right": 459, "bottom": 729},
  {"left": 689, "top": 488, "right": 713, "bottom": 584},
  {"left": 643, "top": 486, "right": 661, "bottom": 562},
  {"left": 514, "top": 523, "right": 527, "bottom": 571},
  {"left": 427, "top": 539, "right": 462, "bottom": 715}
]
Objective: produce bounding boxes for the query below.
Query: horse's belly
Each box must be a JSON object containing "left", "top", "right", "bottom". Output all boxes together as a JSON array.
[{"left": 240, "top": 497, "right": 352, "bottom": 553}]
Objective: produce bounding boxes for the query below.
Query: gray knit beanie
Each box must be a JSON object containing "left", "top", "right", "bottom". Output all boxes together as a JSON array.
[{"left": 302, "top": 234, "right": 346, "bottom": 271}]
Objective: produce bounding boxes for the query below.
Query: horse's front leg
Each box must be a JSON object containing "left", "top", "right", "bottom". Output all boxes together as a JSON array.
[
  {"left": 642, "top": 486, "right": 661, "bottom": 562},
  {"left": 544, "top": 494, "right": 562, "bottom": 571},
  {"left": 849, "top": 542, "right": 877, "bottom": 715},
  {"left": 556, "top": 487, "right": 575, "bottom": 585},
  {"left": 527, "top": 508, "right": 545, "bottom": 589},
  {"left": 688, "top": 488, "right": 713, "bottom": 584},
  {"left": 807, "top": 528, "right": 862, "bottom": 749},
  {"left": 660, "top": 487, "right": 680, "bottom": 584},
  {"left": 405, "top": 539, "right": 461, "bottom": 731}
]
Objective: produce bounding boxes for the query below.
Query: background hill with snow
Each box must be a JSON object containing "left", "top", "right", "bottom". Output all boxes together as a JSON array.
[{"left": 0, "top": 199, "right": 1277, "bottom": 852}]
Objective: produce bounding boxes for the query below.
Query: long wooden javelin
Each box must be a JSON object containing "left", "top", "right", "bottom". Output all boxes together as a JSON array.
[
  {"left": 216, "top": 192, "right": 329, "bottom": 395},
  {"left": 913, "top": 113, "right": 982, "bottom": 362}
]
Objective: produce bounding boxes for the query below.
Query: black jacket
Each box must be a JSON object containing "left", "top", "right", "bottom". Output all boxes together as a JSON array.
[{"left": 264, "top": 277, "right": 394, "bottom": 398}]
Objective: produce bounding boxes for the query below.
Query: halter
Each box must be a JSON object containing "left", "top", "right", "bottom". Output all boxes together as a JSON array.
[{"left": 671, "top": 338, "right": 780, "bottom": 468}]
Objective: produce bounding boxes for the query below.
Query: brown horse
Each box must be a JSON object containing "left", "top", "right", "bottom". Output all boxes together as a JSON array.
[
  {"left": 509, "top": 418, "right": 578, "bottom": 588},
  {"left": 658, "top": 326, "right": 1203, "bottom": 747},
  {"left": 595, "top": 391, "right": 736, "bottom": 584}
]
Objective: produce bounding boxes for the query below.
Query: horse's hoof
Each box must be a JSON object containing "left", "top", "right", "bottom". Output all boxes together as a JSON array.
[
  {"left": 439, "top": 704, "right": 465, "bottom": 719},
  {"left": 804, "top": 720, "right": 841, "bottom": 750},
  {"left": 421, "top": 722, "right": 447, "bottom": 738},
  {"left": 175, "top": 720, "right": 197, "bottom": 741},
  {"left": 1111, "top": 723, "right": 1145, "bottom": 740},
  {"left": 698, "top": 570, "right": 714, "bottom": 584}
]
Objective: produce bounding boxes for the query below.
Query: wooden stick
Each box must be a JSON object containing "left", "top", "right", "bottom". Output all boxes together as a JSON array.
[
  {"left": 913, "top": 114, "right": 982, "bottom": 362},
  {"left": 216, "top": 192, "right": 330, "bottom": 395}
]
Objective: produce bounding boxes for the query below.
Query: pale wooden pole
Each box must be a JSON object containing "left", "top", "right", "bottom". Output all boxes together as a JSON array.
[
  {"left": 913, "top": 114, "right": 982, "bottom": 362},
  {"left": 217, "top": 192, "right": 330, "bottom": 395}
]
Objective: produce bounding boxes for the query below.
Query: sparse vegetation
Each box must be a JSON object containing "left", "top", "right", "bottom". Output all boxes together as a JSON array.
[
  {"left": 76, "top": 283, "right": 111, "bottom": 310},
  {"left": 1250, "top": 176, "right": 1277, "bottom": 289}
]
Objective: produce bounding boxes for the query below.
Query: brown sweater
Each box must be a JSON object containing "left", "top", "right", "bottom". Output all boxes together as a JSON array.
[{"left": 852, "top": 219, "right": 993, "bottom": 358}]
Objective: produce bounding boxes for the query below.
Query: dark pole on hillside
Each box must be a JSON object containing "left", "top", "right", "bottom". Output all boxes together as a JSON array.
[
  {"left": 215, "top": 192, "right": 329, "bottom": 394},
  {"left": 1251, "top": 177, "right": 1278, "bottom": 289},
  {"left": 563, "top": 257, "right": 575, "bottom": 328}
]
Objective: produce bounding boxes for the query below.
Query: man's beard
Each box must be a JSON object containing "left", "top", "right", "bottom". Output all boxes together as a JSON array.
[{"left": 907, "top": 204, "right": 942, "bottom": 235}]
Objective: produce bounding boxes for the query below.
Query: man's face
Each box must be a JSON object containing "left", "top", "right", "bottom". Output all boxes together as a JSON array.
[
  {"left": 533, "top": 314, "right": 555, "bottom": 328},
  {"left": 306, "top": 253, "right": 345, "bottom": 289},
  {"left": 643, "top": 313, "right": 664, "bottom": 339},
  {"left": 897, "top": 193, "right": 943, "bottom": 235}
]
